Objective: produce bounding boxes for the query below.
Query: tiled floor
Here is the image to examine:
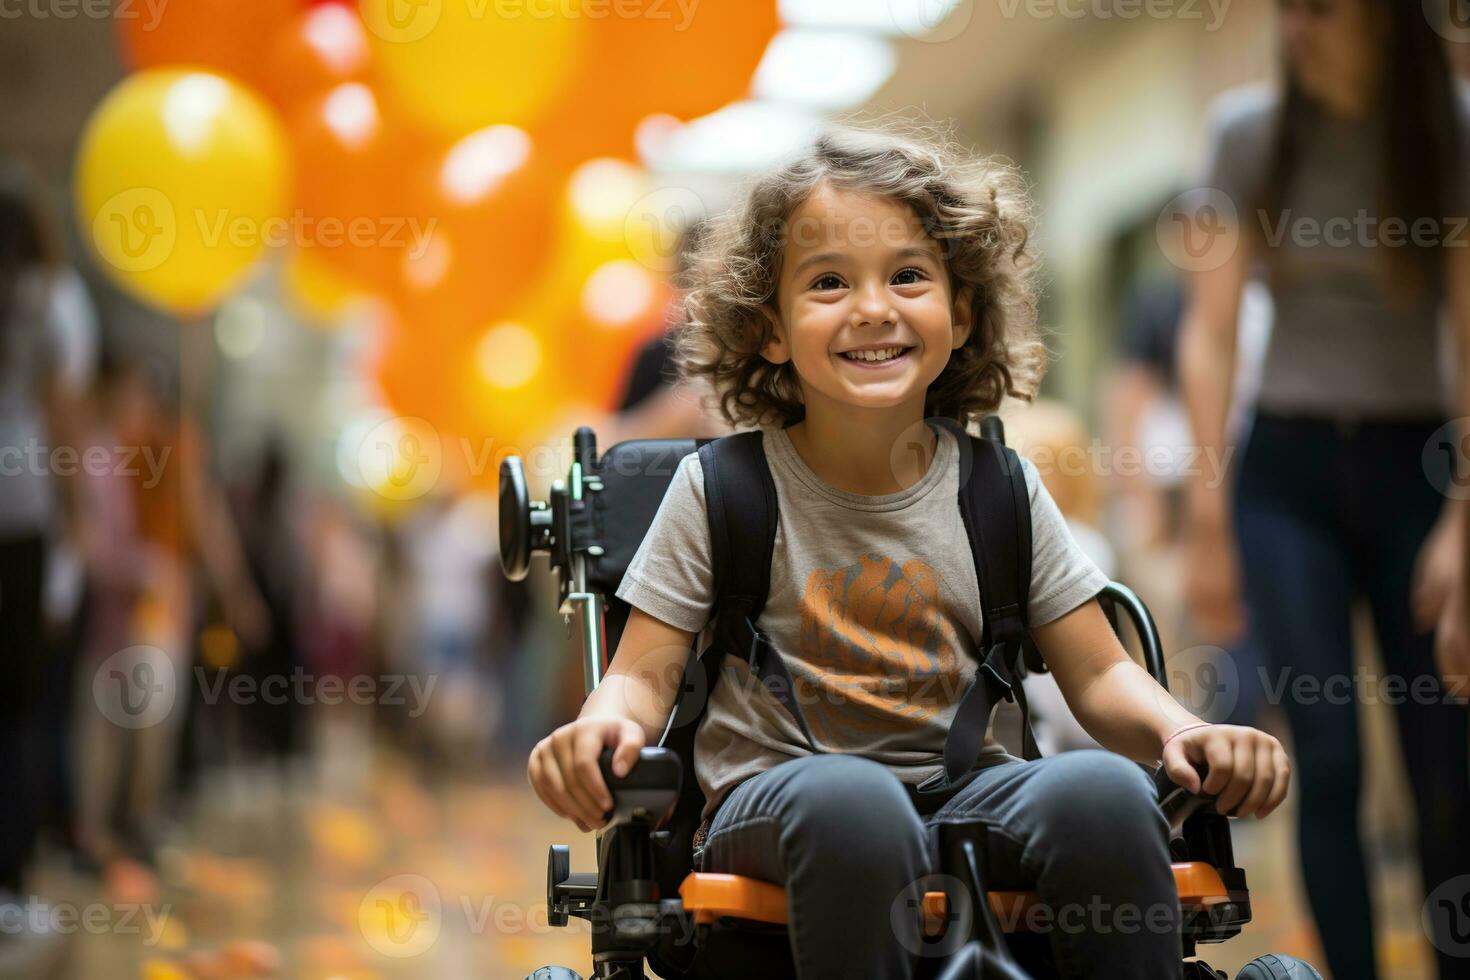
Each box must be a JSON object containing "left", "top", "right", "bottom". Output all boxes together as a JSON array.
[{"left": 36, "top": 702, "right": 1438, "bottom": 980}]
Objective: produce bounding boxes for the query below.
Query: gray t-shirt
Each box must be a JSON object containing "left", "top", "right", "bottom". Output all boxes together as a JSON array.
[
  {"left": 1202, "top": 84, "right": 1469, "bottom": 419},
  {"left": 0, "top": 268, "right": 98, "bottom": 536},
  {"left": 616, "top": 423, "right": 1110, "bottom": 821}
]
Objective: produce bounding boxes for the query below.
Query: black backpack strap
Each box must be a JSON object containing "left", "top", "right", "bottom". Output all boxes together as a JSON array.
[
  {"left": 698, "top": 432, "right": 820, "bottom": 751},
  {"left": 933, "top": 421, "right": 1042, "bottom": 787}
]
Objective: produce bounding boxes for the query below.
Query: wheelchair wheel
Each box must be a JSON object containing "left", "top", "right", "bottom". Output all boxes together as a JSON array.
[
  {"left": 523, "top": 968, "right": 584, "bottom": 980},
  {"left": 1235, "top": 954, "right": 1323, "bottom": 980}
]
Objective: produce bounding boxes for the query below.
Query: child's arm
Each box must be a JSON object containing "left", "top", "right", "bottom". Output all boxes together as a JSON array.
[
  {"left": 1036, "top": 598, "right": 1290, "bottom": 820},
  {"left": 527, "top": 607, "right": 694, "bottom": 833}
]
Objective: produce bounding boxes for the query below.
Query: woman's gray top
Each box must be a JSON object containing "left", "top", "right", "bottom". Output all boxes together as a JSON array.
[
  {"left": 1202, "top": 84, "right": 1469, "bottom": 420},
  {"left": 0, "top": 268, "right": 95, "bottom": 536}
]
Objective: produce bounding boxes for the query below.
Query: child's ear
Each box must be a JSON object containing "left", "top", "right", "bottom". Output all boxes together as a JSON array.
[
  {"left": 758, "top": 304, "right": 791, "bottom": 365},
  {"left": 950, "top": 283, "right": 976, "bottom": 350}
]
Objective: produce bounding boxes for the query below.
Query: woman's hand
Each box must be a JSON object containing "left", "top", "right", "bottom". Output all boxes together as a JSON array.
[
  {"left": 528, "top": 715, "right": 646, "bottom": 833},
  {"left": 1416, "top": 508, "right": 1470, "bottom": 702},
  {"left": 1162, "top": 723, "right": 1290, "bottom": 820},
  {"left": 1412, "top": 512, "right": 1463, "bottom": 633},
  {"left": 1435, "top": 562, "right": 1470, "bottom": 704},
  {"left": 1183, "top": 514, "right": 1246, "bottom": 646},
  {"left": 226, "top": 589, "right": 271, "bottom": 653}
]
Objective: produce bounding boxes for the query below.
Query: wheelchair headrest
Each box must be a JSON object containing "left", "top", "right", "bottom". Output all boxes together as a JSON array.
[{"left": 584, "top": 438, "right": 700, "bottom": 599}]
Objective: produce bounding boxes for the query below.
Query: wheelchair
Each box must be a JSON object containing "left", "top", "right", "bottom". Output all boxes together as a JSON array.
[{"left": 498, "top": 424, "right": 1321, "bottom": 980}]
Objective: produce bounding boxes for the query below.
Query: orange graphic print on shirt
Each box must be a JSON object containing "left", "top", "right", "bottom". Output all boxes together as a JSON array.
[{"left": 797, "top": 554, "right": 967, "bottom": 745}]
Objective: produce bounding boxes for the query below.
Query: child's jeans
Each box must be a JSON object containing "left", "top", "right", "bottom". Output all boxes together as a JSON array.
[{"left": 694, "top": 750, "right": 1180, "bottom": 980}]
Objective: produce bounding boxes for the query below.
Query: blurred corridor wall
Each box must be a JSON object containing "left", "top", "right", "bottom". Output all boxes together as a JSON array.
[{"left": 872, "top": 0, "right": 1276, "bottom": 421}]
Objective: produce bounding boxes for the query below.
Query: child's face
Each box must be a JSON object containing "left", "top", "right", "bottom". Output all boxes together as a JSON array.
[{"left": 762, "top": 184, "right": 972, "bottom": 417}]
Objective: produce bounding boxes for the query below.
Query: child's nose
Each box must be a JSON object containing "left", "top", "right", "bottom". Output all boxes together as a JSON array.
[{"left": 851, "top": 283, "right": 896, "bottom": 328}]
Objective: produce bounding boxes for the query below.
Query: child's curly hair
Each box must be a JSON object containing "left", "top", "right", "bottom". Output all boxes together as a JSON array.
[{"left": 673, "top": 114, "right": 1046, "bottom": 429}]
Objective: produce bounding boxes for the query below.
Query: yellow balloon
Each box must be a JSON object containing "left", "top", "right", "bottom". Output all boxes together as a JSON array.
[
  {"left": 362, "top": 0, "right": 586, "bottom": 137},
  {"left": 282, "top": 249, "right": 367, "bottom": 324},
  {"left": 140, "top": 960, "right": 191, "bottom": 980},
  {"left": 75, "top": 70, "right": 289, "bottom": 316}
]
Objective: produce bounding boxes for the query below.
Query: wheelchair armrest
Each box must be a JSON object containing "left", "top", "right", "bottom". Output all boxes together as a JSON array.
[
  {"left": 597, "top": 746, "right": 682, "bottom": 830},
  {"left": 1153, "top": 761, "right": 1220, "bottom": 835}
]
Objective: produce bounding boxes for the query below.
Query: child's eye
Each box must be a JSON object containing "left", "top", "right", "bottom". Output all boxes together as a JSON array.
[
  {"left": 812, "top": 274, "right": 844, "bottom": 291},
  {"left": 893, "top": 267, "right": 927, "bottom": 285}
]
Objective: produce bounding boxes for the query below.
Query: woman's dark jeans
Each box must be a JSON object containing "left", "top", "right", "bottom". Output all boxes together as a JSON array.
[
  {"left": 694, "top": 750, "right": 1180, "bottom": 979},
  {"left": 0, "top": 533, "right": 47, "bottom": 892},
  {"left": 1234, "top": 412, "right": 1470, "bottom": 979}
]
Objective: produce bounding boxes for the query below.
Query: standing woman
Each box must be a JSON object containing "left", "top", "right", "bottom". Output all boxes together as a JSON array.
[
  {"left": 0, "top": 163, "right": 89, "bottom": 898},
  {"left": 1179, "top": 2, "right": 1470, "bottom": 977}
]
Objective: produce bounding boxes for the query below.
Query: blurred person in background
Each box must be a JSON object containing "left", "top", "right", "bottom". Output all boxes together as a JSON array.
[
  {"left": 0, "top": 162, "right": 94, "bottom": 919},
  {"left": 399, "top": 485, "right": 500, "bottom": 771},
  {"left": 32, "top": 272, "right": 97, "bottom": 879},
  {"left": 77, "top": 358, "right": 269, "bottom": 904},
  {"left": 231, "top": 435, "right": 306, "bottom": 772},
  {"left": 1446, "top": 512, "right": 1470, "bottom": 701},
  {"left": 605, "top": 333, "right": 724, "bottom": 442},
  {"left": 293, "top": 495, "right": 383, "bottom": 796},
  {"left": 1109, "top": 275, "right": 1188, "bottom": 553},
  {"left": 71, "top": 354, "right": 157, "bottom": 902},
  {"left": 370, "top": 519, "right": 416, "bottom": 745},
  {"left": 1179, "top": 3, "right": 1470, "bottom": 976}
]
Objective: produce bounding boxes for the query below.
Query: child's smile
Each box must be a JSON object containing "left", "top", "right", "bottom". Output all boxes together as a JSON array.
[{"left": 835, "top": 344, "right": 913, "bottom": 368}]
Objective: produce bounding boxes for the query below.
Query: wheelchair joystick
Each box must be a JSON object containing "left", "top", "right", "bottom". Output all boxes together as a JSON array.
[
  {"left": 573, "top": 426, "right": 598, "bottom": 472},
  {"left": 547, "top": 845, "right": 572, "bottom": 927},
  {"left": 1155, "top": 761, "right": 1219, "bottom": 835}
]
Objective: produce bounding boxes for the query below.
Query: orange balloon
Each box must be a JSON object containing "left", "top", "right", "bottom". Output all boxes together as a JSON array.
[
  {"left": 371, "top": 310, "right": 470, "bottom": 441},
  {"left": 462, "top": 319, "right": 577, "bottom": 449},
  {"left": 533, "top": 0, "right": 778, "bottom": 167},
  {"left": 371, "top": 307, "right": 577, "bottom": 458},
  {"left": 118, "top": 0, "right": 300, "bottom": 92},
  {"left": 530, "top": 95, "right": 648, "bottom": 172},
  {"left": 289, "top": 82, "right": 419, "bottom": 288},
  {"left": 258, "top": 4, "right": 372, "bottom": 113},
  {"left": 560, "top": 264, "right": 674, "bottom": 409},
  {"left": 392, "top": 127, "right": 559, "bottom": 332}
]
